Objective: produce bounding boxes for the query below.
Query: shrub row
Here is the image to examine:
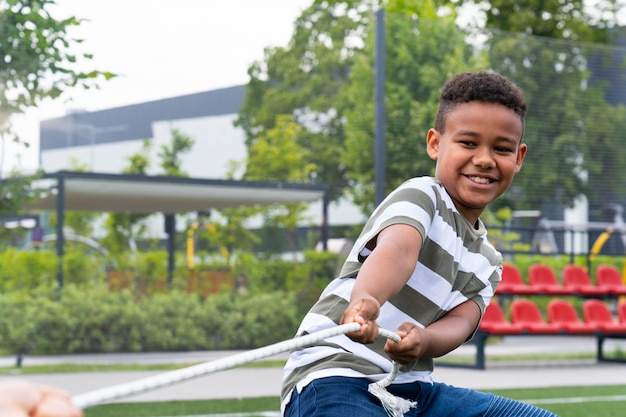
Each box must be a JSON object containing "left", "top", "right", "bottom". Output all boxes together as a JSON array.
[{"left": 0, "top": 285, "right": 302, "bottom": 356}]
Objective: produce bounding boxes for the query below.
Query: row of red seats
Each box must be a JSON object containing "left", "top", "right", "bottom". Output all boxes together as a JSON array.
[
  {"left": 480, "top": 298, "right": 626, "bottom": 335},
  {"left": 497, "top": 263, "right": 626, "bottom": 296}
]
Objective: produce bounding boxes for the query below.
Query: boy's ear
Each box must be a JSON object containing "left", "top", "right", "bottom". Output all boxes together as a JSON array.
[
  {"left": 514, "top": 142, "right": 528, "bottom": 173},
  {"left": 426, "top": 129, "right": 440, "bottom": 160}
]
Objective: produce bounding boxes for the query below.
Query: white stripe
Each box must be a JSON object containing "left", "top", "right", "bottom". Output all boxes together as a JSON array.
[
  {"left": 407, "top": 263, "right": 452, "bottom": 305},
  {"left": 525, "top": 394, "right": 626, "bottom": 405},
  {"left": 356, "top": 200, "right": 431, "bottom": 250}
]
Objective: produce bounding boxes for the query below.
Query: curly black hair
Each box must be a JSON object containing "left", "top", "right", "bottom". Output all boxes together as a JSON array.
[{"left": 434, "top": 71, "right": 527, "bottom": 134}]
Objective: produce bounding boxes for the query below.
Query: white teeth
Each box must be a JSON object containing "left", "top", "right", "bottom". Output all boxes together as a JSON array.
[{"left": 470, "top": 176, "right": 491, "bottom": 184}]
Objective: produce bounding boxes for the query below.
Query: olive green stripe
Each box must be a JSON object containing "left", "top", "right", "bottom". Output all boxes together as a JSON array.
[
  {"left": 389, "top": 284, "right": 445, "bottom": 325},
  {"left": 281, "top": 351, "right": 387, "bottom": 400},
  {"left": 419, "top": 237, "right": 457, "bottom": 286},
  {"left": 308, "top": 293, "right": 349, "bottom": 324}
]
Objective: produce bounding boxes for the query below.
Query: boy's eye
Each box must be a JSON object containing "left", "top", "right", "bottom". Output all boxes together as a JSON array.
[{"left": 494, "top": 146, "right": 513, "bottom": 153}]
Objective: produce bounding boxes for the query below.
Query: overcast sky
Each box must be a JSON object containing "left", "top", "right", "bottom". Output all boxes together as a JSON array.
[{"left": 8, "top": 0, "right": 313, "bottom": 173}]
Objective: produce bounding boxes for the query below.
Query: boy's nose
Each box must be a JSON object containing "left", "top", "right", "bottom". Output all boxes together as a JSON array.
[{"left": 472, "top": 148, "right": 495, "bottom": 168}]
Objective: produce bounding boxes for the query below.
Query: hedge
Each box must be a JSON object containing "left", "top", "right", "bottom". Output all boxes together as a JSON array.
[{"left": 0, "top": 285, "right": 301, "bottom": 356}]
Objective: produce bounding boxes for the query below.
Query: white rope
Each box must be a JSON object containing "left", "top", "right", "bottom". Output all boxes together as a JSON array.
[
  {"left": 72, "top": 323, "right": 415, "bottom": 415},
  {"left": 367, "top": 328, "right": 418, "bottom": 417}
]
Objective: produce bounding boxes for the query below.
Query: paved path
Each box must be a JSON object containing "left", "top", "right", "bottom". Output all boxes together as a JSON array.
[{"left": 1, "top": 335, "right": 625, "bottom": 404}]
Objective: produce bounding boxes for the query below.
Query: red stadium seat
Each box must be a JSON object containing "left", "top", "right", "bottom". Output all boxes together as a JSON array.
[
  {"left": 562, "top": 265, "right": 606, "bottom": 296},
  {"left": 595, "top": 264, "right": 626, "bottom": 296},
  {"left": 479, "top": 302, "right": 525, "bottom": 334},
  {"left": 510, "top": 299, "right": 561, "bottom": 333},
  {"left": 528, "top": 264, "right": 572, "bottom": 295},
  {"left": 582, "top": 299, "right": 626, "bottom": 333},
  {"left": 547, "top": 299, "right": 596, "bottom": 333},
  {"left": 618, "top": 301, "right": 626, "bottom": 324},
  {"left": 497, "top": 264, "right": 535, "bottom": 295}
]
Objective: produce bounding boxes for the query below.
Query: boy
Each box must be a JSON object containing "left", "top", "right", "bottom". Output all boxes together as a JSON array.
[{"left": 281, "top": 71, "right": 558, "bottom": 416}]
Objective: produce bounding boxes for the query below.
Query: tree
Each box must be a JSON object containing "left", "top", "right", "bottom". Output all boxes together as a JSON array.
[
  {"left": 236, "top": 0, "right": 488, "bottom": 216},
  {"left": 46, "top": 158, "right": 97, "bottom": 239},
  {"left": 0, "top": 0, "right": 115, "bottom": 173},
  {"left": 235, "top": 0, "right": 372, "bottom": 202},
  {"left": 454, "top": 0, "right": 626, "bottom": 216},
  {"left": 101, "top": 140, "right": 152, "bottom": 254},
  {"left": 0, "top": 0, "right": 114, "bottom": 220},
  {"left": 102, "top": 127, "right": 195, "bottom": 254},
  {"left": 158, "top": 126, "right": 194, "bottom": 177},
  {"left": 244, "top": 115, "right": 316, "bottom": 258},
  {"left": 343, "top": 0, "right": 485, "bottom": 213},
  {"left": 195, "top": 207, "right": 261, "bottom": 269}
]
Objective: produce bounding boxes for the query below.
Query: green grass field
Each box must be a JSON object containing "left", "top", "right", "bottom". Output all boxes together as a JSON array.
[{"left": 83, "top": 384, "right": 626, "bottom": 417}]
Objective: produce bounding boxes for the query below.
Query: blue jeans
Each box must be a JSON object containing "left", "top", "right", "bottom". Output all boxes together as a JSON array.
[{"left": 283, "top": 376, "right": 559, "bottom": 417}]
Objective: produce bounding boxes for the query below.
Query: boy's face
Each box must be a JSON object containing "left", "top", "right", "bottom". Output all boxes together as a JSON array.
[{"left": 426, "top": 101, "right": 527, "bottom": 226}]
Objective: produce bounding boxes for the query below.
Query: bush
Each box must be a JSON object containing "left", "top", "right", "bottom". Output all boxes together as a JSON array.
[
  {"left": 138, "top": 290, "right": 207, "bottom": 351},
  {"left": 287, "top": 250, "right": 340, "bottom": 318},
  {"left": 203, "top": 292, "right": 300, "bottom": 349},
  {"left": 0, "top": 285, "right": 301, "bottom": 355},
  {"left": 0, "top": 248, "right": 57, "bottom": 292}
]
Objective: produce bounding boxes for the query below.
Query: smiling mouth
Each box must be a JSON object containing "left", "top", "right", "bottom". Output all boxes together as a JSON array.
[{"left": 467, "top": 175, "right": 493, "bottom": 184}]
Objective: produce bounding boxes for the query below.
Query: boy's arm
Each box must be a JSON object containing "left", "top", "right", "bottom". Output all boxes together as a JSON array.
[
  {"left": 384, "top": 299, "right": 481, "bottom": 364},
  {"left": 340, "top": 223, "right": 423, "bottom": 343}
]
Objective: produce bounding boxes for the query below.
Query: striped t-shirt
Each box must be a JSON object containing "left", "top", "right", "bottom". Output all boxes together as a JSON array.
[{"left": 281, "top": 176, "right": 502, "bottom": 410}]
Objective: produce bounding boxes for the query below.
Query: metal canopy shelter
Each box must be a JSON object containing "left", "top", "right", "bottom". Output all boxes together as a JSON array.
[{"left": 24, "top": 171, "right": 329, "bottom": 287}]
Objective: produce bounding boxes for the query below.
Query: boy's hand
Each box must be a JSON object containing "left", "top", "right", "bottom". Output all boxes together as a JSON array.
[
  {"left": 340, "top": 296, "right": 380, "bottom": 344},
  {"left": 384, "top": 322, "right": 427, "bottom": 364},
  {"left": 0, "top": 380, "right": 83, "bottom": 417}
]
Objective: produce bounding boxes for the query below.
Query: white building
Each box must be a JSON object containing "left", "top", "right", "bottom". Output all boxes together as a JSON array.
[{"left": 38, "top": 85, "right": 366, "bottom": 238}]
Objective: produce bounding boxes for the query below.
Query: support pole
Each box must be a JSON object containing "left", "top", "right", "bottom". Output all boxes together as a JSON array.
[
  {"left": 374, "top": 8, "right": 386, "bottom": 207},
  {"left": 56, "top": 177, "right": 65, "bottom": 289},
  {"left": 321, "top": 189, "right": 329, "bottom": 251},
  {"left": 164, "top": 214, "right": 176, "bottom": 287}
]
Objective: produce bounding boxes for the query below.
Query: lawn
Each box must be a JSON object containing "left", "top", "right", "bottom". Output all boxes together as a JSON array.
[{"left": 83, "top": 384, "right": 626, "bottom": 417}]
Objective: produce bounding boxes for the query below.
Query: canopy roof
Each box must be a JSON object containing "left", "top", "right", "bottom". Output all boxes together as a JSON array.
[
  {"left": 25, "top": 171, "right": 327, "bottom": 214},
  {"left": 20, "top": 171, "right": 329, "bottom": 288}
]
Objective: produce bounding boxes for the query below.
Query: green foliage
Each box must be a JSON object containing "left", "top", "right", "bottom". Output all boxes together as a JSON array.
[
  {"left": 344, "top": 7, "right": 485, "bottom": 213},
  {"left": 62, "top": 249, "right": 107, "bottom": 287},
  {"left": 124, "top": 139, "right": 152, "bottom": 175},
  {"left": 453, "top": 0, "right": 626, "bottom": 210},
  {"left": 101, "top": 141, "right": 153, "bottom": 255},
  {"left": 102, "top": 126, "right": 194, "bottom": 257},
  {"left": 0, "top": 0, "right": 114, "bottom": 117},
  {"left": 204, "top": 292, "right": 300, "bottom": 348},
  {"left": 236, "top": 256, "right": 295, "bottom": 293},
  {"left": 158, "top": 127, "right": 194, "bottom": 177},
  {"left": 0, "top": 246, "right": 110, "bottom": 291},
  {"left": 197, "top": 211, "right": 261, "bottom": 268},
  {"left": 235, "top": 1, "right": 371, "bottom": 201},
  {"left": 0, "top": 170, "right": 39, "bottom": 216},
  {"left": 138, "top": 290, "right": 207, "bottom": 351},
  {"left": 243, "top": 115, "right": 315, "bottom": 256},
  {"left": 0, "top": 292, "right": 39, "bottom": 355},
  {"left": 486, "top": 31, "right": 626, "bottom": 210},
  {"left": 286, "top": 250, "right": 342, "bottom": 317},
  {"left": 45, "top": 160, "right": 99, "bottom": 237},
  {"left": 471, "top": 0, "right": 618, "bottom": 42},
  {"left": 0, "top": 248, "right": 57, "bottom": 292},
  {"left": 245, "top": 115, "right": 316, "bottom": 183},
  {"left": 0, "top": 0, "right": 115, "bottom": 179},
  {"left": 0, "top": 285, "right": 301, "bottom": 355}
]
